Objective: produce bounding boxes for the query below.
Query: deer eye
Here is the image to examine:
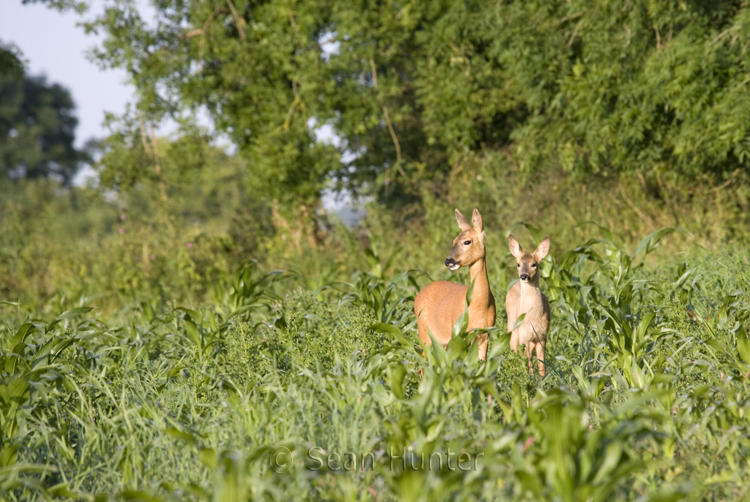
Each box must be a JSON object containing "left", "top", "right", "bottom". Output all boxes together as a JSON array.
[
  {"left": 463, "top": 240, "right": 471, "bottom": 245},
  {"left": 516, "top": 263, "right": 520, "bottom": 267},
  {"left": 532, "top": 263, "right": 538, "bottom": 268}
]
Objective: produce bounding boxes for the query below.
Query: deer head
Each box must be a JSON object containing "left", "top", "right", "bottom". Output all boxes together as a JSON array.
[
  {"left": 444, "top": 208, "right": 486, "bottom": 271},
  {"left": 508, "top": 235, "right": 550, "bottom": 284}
]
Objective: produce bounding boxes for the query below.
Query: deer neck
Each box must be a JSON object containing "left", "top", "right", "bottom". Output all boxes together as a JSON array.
[
  {"left": 520, "top": 277, "right": 541, "bottom": 293},
  {"left": 518, "top": 278, "right": 542, "bottom": 311},
  {"left": 468, "top": 258, "right": 493, "bottom": 310}
]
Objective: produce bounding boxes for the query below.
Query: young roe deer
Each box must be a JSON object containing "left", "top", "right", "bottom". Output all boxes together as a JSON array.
[
  {"left": 414, "top": 209, "right": 496, "bottom": 360},
  {"left": 506, "top": 235, "right": 551, "bottom": 376}
]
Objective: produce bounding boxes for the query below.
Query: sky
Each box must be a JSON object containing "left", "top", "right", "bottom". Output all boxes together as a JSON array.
[{"left": 1, "top": 1, "right": 133, "bottom": 151}]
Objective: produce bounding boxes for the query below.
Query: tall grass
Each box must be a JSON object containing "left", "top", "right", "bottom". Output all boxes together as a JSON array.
[{"left": 2, "top": 217, "right": 750, "bottom": 500}]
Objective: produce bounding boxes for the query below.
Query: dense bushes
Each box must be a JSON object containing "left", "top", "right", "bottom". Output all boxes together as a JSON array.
[{"left": 5, "top": 158, "right": 750, "bottom": 315}]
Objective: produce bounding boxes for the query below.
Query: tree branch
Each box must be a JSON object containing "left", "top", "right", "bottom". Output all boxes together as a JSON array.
[
  {"left": 225, "top": 0, "right": 246, "bottom": 40},
  {"left": 283, "top": 80, "right": 303, "bottom": 131},
  {"left": 200, "top": 4, "right": 224, "bottom": 60},
  {"left": 369, "top": 57, "right": 404, "bottom": 179},
  {"left": 382, "top": 105, "right": 402, "bottom": 164},
  {"left": 150, "top": 123, "right": 168, "bottom": 204},
  {"left": 567, "top": 19, "right": 583, "bottom": 47},
  {"left": 709, "top": 25, "right": 739, "bottom": 47},
  {"left": 555, "top": 12, "right": 582, "bottom": 26}
]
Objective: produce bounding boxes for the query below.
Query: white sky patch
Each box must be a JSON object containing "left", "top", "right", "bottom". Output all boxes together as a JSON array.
[
  {"left": 319, "top": 30, "right": 340, "bottom": 62},
  {"left": 307, "top": 116, "right": 362, "bottom": 163},
  {"left": 308, "top": 117, "right": 341, "bottom": 147},
  {"left": 71, "top": 164, "right": 99, "bottom": 187},
  {"left": 0, "top": 1, "right": 133, "bottom": 150},
  {"left": 307, "top": 117, "right": 368, "bottom": 225}
]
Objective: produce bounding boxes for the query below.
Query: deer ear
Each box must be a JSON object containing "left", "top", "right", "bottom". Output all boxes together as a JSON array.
[
  {"left": 472, "top": 209, "right": 483, "bottom": 231},
  {"left": 455, "top": 209, "right": 471, "bottom": 231},
  {"left": 508, "top": 235, "right": 523, "bottom": 258},
  {"left": 534, "top": 237, "right": 550, "bottom": 261}
]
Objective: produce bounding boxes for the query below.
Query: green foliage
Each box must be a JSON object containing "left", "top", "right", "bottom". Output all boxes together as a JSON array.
[
  {"left": 31, "top": 0, "right": 750, "bottom": 206},
  {"left": 2, "top": 227, "right": 750, "bottom": 500},
  {"left": 0, "top": 42, "right": 24, "bottom": 80},
  {"left": 219, "top": 288, "right": 386, "bottom": 384},
  {"left": 0, "top": 140, "right": 271, "bottom": 313}
]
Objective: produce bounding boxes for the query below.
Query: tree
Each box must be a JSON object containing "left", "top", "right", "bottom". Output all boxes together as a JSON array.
[
  {"left": 0, "top": 42, "right": 88, "bottom": 185},
  {"left": 32, "top": 0, "right": 750, "bottom": 204}
]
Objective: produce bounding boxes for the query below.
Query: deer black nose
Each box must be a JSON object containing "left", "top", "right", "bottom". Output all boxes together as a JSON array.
[
  {"left": 520, "top": 274, "right": 529, "bottom": 281},
  {"left": 445, "top": 258, "right": 454, "bottom": 267}
]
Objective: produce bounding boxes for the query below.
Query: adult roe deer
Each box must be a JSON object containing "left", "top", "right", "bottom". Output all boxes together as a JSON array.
[
  {"left": 414, "top": 209, "right": 496, "bottom": 360},
  {"left": 505, "top": 235, "right": 551, "bottom": 376}
]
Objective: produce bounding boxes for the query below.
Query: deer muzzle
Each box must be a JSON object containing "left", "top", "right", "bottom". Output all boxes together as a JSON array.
[{"left": 445, "top": 257, "right": 460, "bottom": 271}]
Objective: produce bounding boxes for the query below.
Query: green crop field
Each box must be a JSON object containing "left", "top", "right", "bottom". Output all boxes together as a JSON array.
[{"left": 2, "top": 221, "right": 750, "bottom": 501}]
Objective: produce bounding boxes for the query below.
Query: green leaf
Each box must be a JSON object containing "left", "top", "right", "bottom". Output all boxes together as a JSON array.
[
  {"left": 0, "top": 445, "right": 19, "bottom": 468},
  {"left": 166, "top": 427, "right": 199, "bottom": 447},
  {"left": 591, "top": 440, "right": 623, "bottom": 484},
  {"left": 176, "top": 307, "right": 201, "bottom": 322},
  {"left": 56, "top": 306, "right": 95, "bottom": 321},
  {"left": 577, "top": 221, "right": 616, "bottom": 245},
  {"left": 511, "top": 313, "right": 526, "bottom": 332},
  {"left": 506, "top": 222, "right": 543, "bottom": 244},
  {"left": 633, "top": 312, "right": 656, "bottom": 349},
  {"left": 370, "top": 323, "right": 413, "bottom": 349},
  {"left": 736, "top": 324, "right": 750, "bottom": 366},
  {"left": 183, "top": 317, "right": 201, "bottom": 347},
  {"left": 703, "top": 471, "right": 734, "bottom": 485},
  {"left": 427, "top": 329, "right": 448, "bottom": 367},
  {"left": 199, "top": 448, "right": 218, "bottom": 470},
  {"left": 634, "top": 228, "right": 689, "bottom": 258},
  {"left": 451, "top": 307, "right": 469, "bottom": 341},
  {"left": 7, "top": 323, "right": 38, "bottom": 352}
]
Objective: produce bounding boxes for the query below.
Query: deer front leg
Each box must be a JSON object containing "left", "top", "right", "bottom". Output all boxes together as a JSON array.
[
  {"left": 524, "top": 341, "right": 535, "bottom": 374},
  {"left": 477, "top": 332, "right": 489, "bottom": 361},
  {"left": 535, "top": 340, "right": 546, "bottom": 377},
  {"left": 510, "top": 330, "right": 520, "bottom": 353}
]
